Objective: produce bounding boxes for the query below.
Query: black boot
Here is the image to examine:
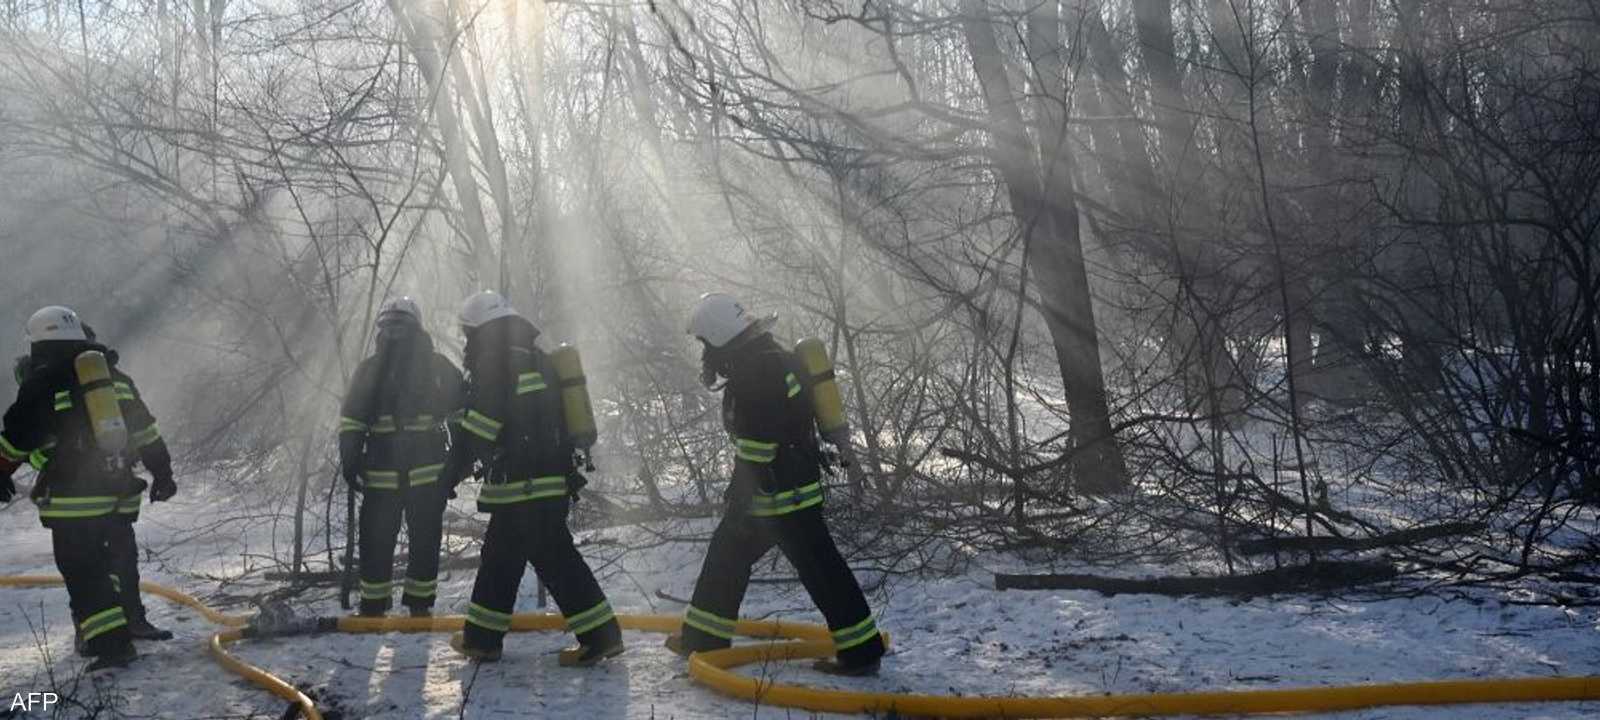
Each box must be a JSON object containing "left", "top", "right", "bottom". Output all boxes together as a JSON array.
[
  {"left": 558, "top": 639, "right": 626, "bottom": 667},
  {"left": 127, "top": 615, "right": 174, "bottom": 641},
  {"left": 357, "top": 597, "right": 391, "bottom": 618},
  {"left": 86, "top": 643, "right": 138, "bottom": 672},
  {"left": 559, "top": 622, "right": 625, "bottom": 667},
  {"left": 812, "top": 657, "right": 881, "bottom": 677},
  {"left": 449, "top": 631, "right": 502, "bottom": 662},
  {"left": 663, "top": 632, "right": 690, "bottom": 658}
]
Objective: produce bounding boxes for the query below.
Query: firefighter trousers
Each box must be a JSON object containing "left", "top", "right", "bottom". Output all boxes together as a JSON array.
[
  {"left": 52, "top": 518, "right": 133, "bottom": 656},
  {"left": 107, "top": 521, "right": 150, "bottom": 622},
  {"left": 461, "top": 498, "right": 620, "bottom": 651},
  {"left": 680, "top": 504, "right": 886, "bottom": 668},
  {"left": 358, "top": 482, "right": 448, "bottom": 615}
]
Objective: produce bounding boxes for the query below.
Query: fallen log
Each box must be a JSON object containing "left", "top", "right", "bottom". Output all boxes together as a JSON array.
[
  {"left": 995, "top": 560, "right": 1397, "bottom": 596},
  {"left": 1235, "top": 522, "right": 1482, "bottom": 556}
]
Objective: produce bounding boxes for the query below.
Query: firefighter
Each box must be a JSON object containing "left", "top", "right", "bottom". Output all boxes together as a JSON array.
[
  {"left": 666, "top": 293, "right": 886, "bottom": 676},
  {"left": 0, "top": 307, "right": 176, "bottom": 671},
  {"left": 338, "top": 297, "right": 464, "bottom": 618},
  {"left": 444, "top": 290, "right": 624, "bottom": 667}
]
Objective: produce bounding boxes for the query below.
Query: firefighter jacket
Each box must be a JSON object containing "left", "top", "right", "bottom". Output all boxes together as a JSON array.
[
  {"left": 0, "top": 340, "right": 172, "bottom": 526},
  {"left": 709, "top": 332, "right": 824, "bottom": 517},
  {"left": 339, "top": 328, "right": 464, "bottom": 491},
  {"left": 446, "top": 315, "right": 574, "bottom": 511}
]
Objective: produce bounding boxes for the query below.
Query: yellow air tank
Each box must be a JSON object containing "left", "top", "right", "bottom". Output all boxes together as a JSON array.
[
  {"left": 793, "top": 338, "right": 848, "bottom": 437},
  {"left": 74, "top": 350, "right": 128, "bottom": 453},
  {"left": 551, "top": 344, "right": 597, "bottom": 449}
]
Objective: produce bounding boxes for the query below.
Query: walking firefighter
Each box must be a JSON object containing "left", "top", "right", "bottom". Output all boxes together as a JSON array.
[
  {"left": 443, "top": 290, "right": 623, "bottom": 667},
  {"left": 667, "top": 292, "right": 886, "bottom": 677}
]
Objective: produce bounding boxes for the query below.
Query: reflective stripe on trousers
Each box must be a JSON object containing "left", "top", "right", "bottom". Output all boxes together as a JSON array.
[
  {"left": 363, "top": 463, "right": 446, "bottom": 490},
  {"left": 751, "top": 481, "right": 825, "bottom": 517},
  {"left": 478, "top": 476, "right": 567, "bottom": 505},
  {"left": 831, "top": 615, "right": 881, "bottom": 651},
  {"left": 360, "top": 579, "right": 394, "bottom": 601},
  {"left": 564, "top": 600, "right": 616, "bottom": 635},
  {"left": 684, "top": 604, "right": 738, "bottom": 640},
  {"left": 404, "top": 577, "right": 438, "bottom": 599},
  {"left": 466, "top": 602, "right": 512, "bottom": 632},
  {"left": 37, "top": 495, "right": 121, "bottom": 520},
  {"left": 79, "top": 606, "right": 128, "bottom": 641}
]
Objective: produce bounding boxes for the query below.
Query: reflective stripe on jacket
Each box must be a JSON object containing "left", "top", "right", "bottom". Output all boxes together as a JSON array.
[
  {"left": 2, "top": 341, "right": 170, "bottom": 525},
  {"left": 338, "top": 329, "right": 464, "bottom": 492}
]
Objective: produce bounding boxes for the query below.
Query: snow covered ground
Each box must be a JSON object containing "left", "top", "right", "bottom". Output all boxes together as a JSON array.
[{"left": 2, "top": 479, "right": 1599, "bottom": 719}]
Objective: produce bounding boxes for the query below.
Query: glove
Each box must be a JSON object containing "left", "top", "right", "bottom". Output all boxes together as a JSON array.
[
  {"left": 699, "top": 347, "right": 725, "bottom": 390},
  {"left": 342, "top": 466, "right": 363, "bottom": 493},
  {"left": 824, "top": 428, "right": 856, "bottom": 468},
  {"left": 150, "top": 474, "right": 177, "bottom": 502},
  {"left": 565, "top": 470, "right": 589, "bottom": 503},
  {"left": 2, "top": 456, "right": 22, "bottom": 502},
  {"left": 439, "top": 456, "right": 469, "bottom": 499}
]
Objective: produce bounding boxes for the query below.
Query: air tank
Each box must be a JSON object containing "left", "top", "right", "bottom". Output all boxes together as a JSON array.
[
  {"left": 74, "top": 351, "right": 128, "bottom": 453},
  {"left": 793, "top": 337, "right": 849, "bottom": 438},
  {"left": 550, "top": 344, "right": 597, "bottom": 449}
]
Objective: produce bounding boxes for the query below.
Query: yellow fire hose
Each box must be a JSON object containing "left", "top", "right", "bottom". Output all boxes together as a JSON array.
[
  {"left": 7, "top": 574, "right": 1600, "bottom": 719},
  {"left": 0, "top": 574, "right": 249, "bottom": 627},
  {"left": 685, "top": 639, "right": 1600, "bottom": 717}
]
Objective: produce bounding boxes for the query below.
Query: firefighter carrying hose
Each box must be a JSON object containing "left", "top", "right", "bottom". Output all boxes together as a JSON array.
[
  {"left": 338, "top": 297, "right": 464, "bottom": 618},
  {"left": 0, "top": 307, "right": 176, "bottom": 671},
  {"left": 666, "top": 293, "right": 886, "bottom": 676},
  {"left": 443, "top": 290, "right": 624, "bottom": 667}
]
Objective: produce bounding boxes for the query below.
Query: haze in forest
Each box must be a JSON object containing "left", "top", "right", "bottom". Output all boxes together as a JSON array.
[{"left": 0, "top": 0, "right": 1595, "bottom": 580}]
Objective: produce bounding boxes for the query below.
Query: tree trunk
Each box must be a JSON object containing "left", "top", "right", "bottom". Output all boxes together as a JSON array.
[
  {"left": 1131, "top": 0, "right": 1238, "bottom": 417},
  {"left": 449, "top": 2, "right": 520, "bottom": 293},
  {"left": 1132, "top": 0, "right": 1187, "bottom": 176},
  {"left": 996, "top": 561, "right": 1398, "bottom": 595},
  {"left": 388, "top": 0, "right": 497, "bottom": 283},
  {"left": 1078, "top": 0, "right": 1157, "bottom": 215},
  {"left": 962, "top": 0, "right": 1127, "bottom": 494}
]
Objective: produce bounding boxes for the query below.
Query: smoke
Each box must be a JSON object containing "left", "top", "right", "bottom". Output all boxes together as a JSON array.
[{"left": 0, "top": 0, "right": 1044, "bottom": 502}]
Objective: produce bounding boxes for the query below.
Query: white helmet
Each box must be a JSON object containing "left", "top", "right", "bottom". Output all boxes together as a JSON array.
[
  {"left": 459, "top": 290, "right": 519, "bottom": 329},
  {"left": 687, "top": 292, "right": 772, "bottom": 348},
  {"left": 377, "top": 296, "right": 422, "bottom": 327},
  {"left": 25, "top": 306, "right": 87, "bottom": 343}
]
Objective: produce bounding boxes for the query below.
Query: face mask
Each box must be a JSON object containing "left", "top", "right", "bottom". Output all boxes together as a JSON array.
[
  {"left": 378, "top": 314, "right": 419, "bottom": 338},
  {"left": 699, "top": 343, "right": 726, "bottom": 390}
]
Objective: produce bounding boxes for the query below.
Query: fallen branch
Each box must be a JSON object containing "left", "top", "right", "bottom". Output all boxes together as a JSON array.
[
  {"left": 995, "top": 560, "right": 1397, "bottom": 596},
  {"left": 1235, "top": 522, "right": 1483, "bottom": 556},
  {"left": 264, "top": 554, "right": 485, "bottom": 584}
]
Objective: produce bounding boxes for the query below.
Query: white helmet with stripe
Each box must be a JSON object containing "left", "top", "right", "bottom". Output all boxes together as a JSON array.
[
  {"left": 25, "top": 306, "right": 87, "bottom": 343},
  {"left": 687, "top": 293, "right": 774, "bottom": 348}
]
